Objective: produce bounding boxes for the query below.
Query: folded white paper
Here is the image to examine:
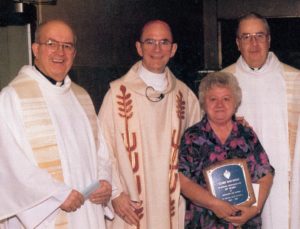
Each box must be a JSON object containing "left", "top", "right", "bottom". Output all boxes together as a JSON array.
[{"left": 81, "top": 181, "right": 100, "bottom": 200}]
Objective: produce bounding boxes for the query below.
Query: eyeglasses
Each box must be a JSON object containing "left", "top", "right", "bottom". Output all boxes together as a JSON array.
[
  {"left": 140, "top": 39, "right": 173, "bottom": 49},
  {"left": 238, "top": 32, "right": 269, "bottom": 43},
  {"left": 38, "top": 39, "right": 75, "bottom": 53}
]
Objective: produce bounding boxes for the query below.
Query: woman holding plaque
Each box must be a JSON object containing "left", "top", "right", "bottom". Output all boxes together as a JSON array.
[{"left": 179, "top": 72, "right": 274, "bottom": 229}]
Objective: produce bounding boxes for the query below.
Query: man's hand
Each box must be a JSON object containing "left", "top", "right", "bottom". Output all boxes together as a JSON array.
[
  {"left": 112, "top": 192, "right": 142, "bottom": 226},
  {"left": 89, "top": 180, "right": 112, "bottom": 205},
  {"left": 60, "top": 190, "right": 84, "bottom": 212}
]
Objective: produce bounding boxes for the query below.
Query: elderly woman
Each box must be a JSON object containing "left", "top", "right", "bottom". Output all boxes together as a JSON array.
[{"left": 179, "top": 72, "right": 274, "bottom": 229}]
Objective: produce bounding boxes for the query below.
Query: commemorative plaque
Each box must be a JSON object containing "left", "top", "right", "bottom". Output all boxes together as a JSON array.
[{"left": 203, "top": 158, "right": 256, "bottom": 206}]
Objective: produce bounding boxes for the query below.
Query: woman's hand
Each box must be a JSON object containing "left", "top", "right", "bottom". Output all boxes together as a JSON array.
[
  {"left": 209, "top": 198, "right": 239, "bottom": 219},
  {"left": 236, "top": 116, "right": 252, "bottom": 129},
  {"left": 226, "top": 205, "right": 259, "bottom": 226},
  {"left": 180, "top": 173, "right": 239, "bottom": 219}
]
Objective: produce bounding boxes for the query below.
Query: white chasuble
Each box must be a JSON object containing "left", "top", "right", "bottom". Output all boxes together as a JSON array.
[
  {"left": 0, "top": 65, "right": 110, "bottom": 229},
  {"left": 223, "top": 52, "right": 300, "bottom": 229}
]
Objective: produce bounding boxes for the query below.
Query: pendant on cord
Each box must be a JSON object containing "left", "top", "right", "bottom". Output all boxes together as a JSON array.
[{"left": 145, "top": 86, "right": 164, "bottom": 102}]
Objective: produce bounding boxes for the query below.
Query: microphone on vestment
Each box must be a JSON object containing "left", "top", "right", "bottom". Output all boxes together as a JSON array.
[
  {"left": 145, "top": 86, "right": 165, "bottom": 102},
  {"left": 158, "top": 93, "right": 164, "bottom": 100}
]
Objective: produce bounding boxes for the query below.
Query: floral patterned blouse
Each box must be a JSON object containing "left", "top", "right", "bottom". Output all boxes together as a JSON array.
[{"left": 179, "top": 115, "right": 275, "bottom": 229}]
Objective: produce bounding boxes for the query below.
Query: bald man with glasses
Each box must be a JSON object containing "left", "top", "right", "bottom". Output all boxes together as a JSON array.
[{"left": 99, "top": 19, "right": 200, "bottom": 229}]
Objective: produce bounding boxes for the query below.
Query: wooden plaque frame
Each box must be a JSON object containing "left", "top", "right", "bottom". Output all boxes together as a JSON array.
[{"left": 203, "top": 158, "right": 256, "bottom": 206}]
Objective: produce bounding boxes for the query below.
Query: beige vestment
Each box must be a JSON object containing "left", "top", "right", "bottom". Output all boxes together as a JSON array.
[{"left": 99, "top": 61, "right": 200, "bottom": 229}]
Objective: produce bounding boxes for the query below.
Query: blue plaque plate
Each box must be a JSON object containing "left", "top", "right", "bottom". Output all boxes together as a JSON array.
[{"left": 203, "top": 159, "right": 255, "bottom": 206}]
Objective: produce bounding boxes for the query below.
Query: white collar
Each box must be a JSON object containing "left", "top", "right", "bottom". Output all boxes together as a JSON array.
[
  {"left": 138, "top": 64, "right": 168, "bottom": 92},
  {"left": 238, "top": 52, "right": 281, "bottom": 75}
]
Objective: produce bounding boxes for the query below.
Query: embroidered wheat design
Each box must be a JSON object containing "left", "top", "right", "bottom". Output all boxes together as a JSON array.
[
  {"left": 169, "top": 91, "right": 185, "bottom": 226},
  {"left": 117, "top": 85, "right": 144, "bottom": 226}
]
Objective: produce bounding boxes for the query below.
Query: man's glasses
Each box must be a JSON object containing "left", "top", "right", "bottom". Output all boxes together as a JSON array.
[
  {"left": 140, "top": 39, "right": 173, "bottom": 49},
  {"left": 238, "top": 32, "right": 268, "bottom": 43},
  {"left": 38, "top": 39, "right": 75, "bottom": 53}
]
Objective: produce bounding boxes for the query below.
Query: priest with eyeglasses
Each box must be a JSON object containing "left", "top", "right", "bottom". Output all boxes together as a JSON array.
[
  {"left": 98, "top": 20, "right": 200, "bottom": 229},
  {"left": 222, "top": 12, "right": 300, "bottom": 229},
  {"left": 0, "top": 19, "right": 112, "bottom": 228}
]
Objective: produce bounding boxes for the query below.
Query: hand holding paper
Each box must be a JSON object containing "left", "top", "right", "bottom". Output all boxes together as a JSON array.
[
  {"left": 83, "top": 180, "right": 112, "bottom": 205},
  {"left": 60, "top": 189, "right": 84, "bottom": 212},
  {"left": 81, "top": 181, "right": 114, "bottom": 219},
  {"left": 81, "top": 181, "right": 101, "bottom": 200}
]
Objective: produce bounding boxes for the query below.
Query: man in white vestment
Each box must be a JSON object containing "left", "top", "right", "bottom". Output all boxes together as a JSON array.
[
  {"left": 0, "top": 20, "right": 112, "bottom": 228},
  {"left": 98, "top": 20, "right": 200, "bottom": 229},
  {"left": 222, "top": 12, "right": 300, "bottom": 229}
]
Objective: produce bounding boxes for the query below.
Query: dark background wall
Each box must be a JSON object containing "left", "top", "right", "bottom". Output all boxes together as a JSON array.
[{"left": 1, "top": 0, "right": 300, "bottom": 111}]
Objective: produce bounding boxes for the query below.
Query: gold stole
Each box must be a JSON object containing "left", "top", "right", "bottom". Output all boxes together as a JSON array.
[
  {"left": 11, "top": 74, "right": 98, "bottom": 228},
  {"left": 110, "top": 81, "right": 185, "bottom": 229}
]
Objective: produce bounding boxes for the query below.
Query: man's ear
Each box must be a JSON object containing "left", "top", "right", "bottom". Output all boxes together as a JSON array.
[
  {"left": 72, "top": 49, "right": 77, "bottom": 59},
  {"left": 32, "top": 43, "right": 39, "bottom": 59},
  {"left": 268, "top": 35, "right": 271, "bottom": 48},
  {"left": 236, "top": 38, "right": 241, "bottom": 51},
  {"left": 135, "top": 41, "right": 143, "bottom": 57},
  {"left": 170, "top": 43, "right": 178, "bottom": 58}
]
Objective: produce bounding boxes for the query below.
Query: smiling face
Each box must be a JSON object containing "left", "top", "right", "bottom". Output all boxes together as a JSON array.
[
  {"left": 32, "top": 20, "right": 76, "bottom": 81},
  {"left": 136, "top": 20, "right": 177, "bottom": 73},
  {"left": 236, "top": 18, "right": 270, "bottom": 68},
  {"left": 204, "top": 86, "right": 236, "bottom": 126}
]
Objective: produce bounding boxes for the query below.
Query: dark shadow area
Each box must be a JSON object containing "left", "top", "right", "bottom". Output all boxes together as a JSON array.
[
  {"left": 70, "top": 66, "right": 128, "bottom": 112},
  {"left": 0, "top": 2, "right": 36, "bottom": 27}
]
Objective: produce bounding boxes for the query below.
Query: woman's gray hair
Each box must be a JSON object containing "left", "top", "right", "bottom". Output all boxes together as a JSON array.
[{"left": 198, "top": 71, "right": 242, "bottom": 112}]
